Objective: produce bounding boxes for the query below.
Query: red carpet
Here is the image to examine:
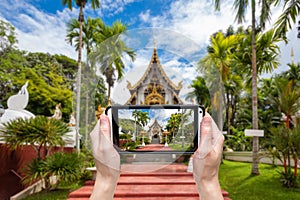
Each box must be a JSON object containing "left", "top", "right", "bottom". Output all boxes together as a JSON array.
[{"left": 68, "top": 163, "right": 230, "bottom": 200}]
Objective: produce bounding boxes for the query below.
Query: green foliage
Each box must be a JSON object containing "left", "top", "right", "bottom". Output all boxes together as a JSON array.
[
  {"left": 1, "top": 116, "right": 70, "bottom": 158},
  {"left": 279, "top": 168, "right": 299, "bottom": 188},
  {"left": 89, "top": 20, "right": 136, "bottom": 99},
  {"left": 119, "top": 133, "right": 132, "bottom": 140},
  {"left": 185, "top": 76, "right": 211, "bottom": 108},
  {"left": 119, "top": 118, "right": 137, "bottom": 134},
  {"left": 132, "top": 110, "right": 150, "bottom": 127},
  {"left": 43, "top": 152, "right": 82, "bottom": 186},
  {"left": 165, "top": 113, "right": 182, "bottom": 140},
  {"left": 22, "top": 152, "right": 83, "bottom": 191},
  {"left": 0, "top": 49, "right": 77, "bottom": 119},
  {"left": 22, "top": 158, "right": 45, "bottom": 186},
  {"left": 0, "top": 19, "right": 18, "bottom": 53},
  {"left": 224, "top": 127, "right": 251, "bottom": 151},
  {"left": 121, "top": 140, "right": 137, "bottom": 150}
]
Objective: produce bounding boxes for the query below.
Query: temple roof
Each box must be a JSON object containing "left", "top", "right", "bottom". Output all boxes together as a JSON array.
[
  {"left": 148, "top": 119, "right": 163, "bottom": 129},
  {"left": 127, "top": 47, "right": 183, "bottom": 94}
]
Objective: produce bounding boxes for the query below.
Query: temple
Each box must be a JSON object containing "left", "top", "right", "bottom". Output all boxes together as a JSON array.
[
  {"left": 147, "top": 119, "right": 163, "bottom": 144},
  {"left": 126, "top": 46, "right": 183, "bottom": 105}
]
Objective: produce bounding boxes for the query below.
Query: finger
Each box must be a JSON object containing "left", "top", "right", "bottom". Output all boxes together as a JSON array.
[
  {"left": 99, "top": 114, "right": 111, "bottom": 141},
  {"left": 210, "top": 115, "right": 222, "bottom": 146},
  {"left": 199, "top": 114, "right": 213, "bottom": 148},
  {"left": 213, "top": 134, "right": 224, "bottom": 153},
  {"left": 90, "top": 118, "right": 101, "bottom": 141}
]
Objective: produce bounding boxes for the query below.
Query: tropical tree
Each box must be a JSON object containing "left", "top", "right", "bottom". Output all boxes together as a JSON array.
[
  {"left": 274, "top": 0, "right": 300, "bottom": 39},
  {"left": 132, "top": 110, "right": 150, "bottom": 141},
  {"left": 270, "top": 77, "right": 300, "bottom": 178},
  {"left": 272, "top": 78, "right": 300, "bottom": 130},
  {"left": 223, "top": 73, "right": 243, "bottom": 134},
  {"left": 166, "top": 113, "right": 182, "bottom": 143},
  {"left": 213, "top": 0, "right": 299, "bottom": 175},
  {"left": 89, "top": 21, "right": 136, "bottom": 102},
  {"left": 62, "top": 0, "right": 101, "bottom": 152},
  {"left": 0, "top": 116, "right": 70, "bottom": 159},
  {"left": 66, "top": 17, "right": 105, "bottom": 142},
  {"left": 199, "top": 31, "right": 238, "bottom": 130},
  {"left": 185, "top": 76, "right": 211, "bottom": 109},
  {"left": 284, "top": 63, "right": 300, "bottom": 87}
]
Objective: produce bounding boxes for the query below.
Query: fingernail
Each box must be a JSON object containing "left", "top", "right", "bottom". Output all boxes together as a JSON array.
[
  {"left": 201, "top": 116, "right": 212, "bottom": 125},
  {"left": 100, "top": 115, "right": 109, "bottom": 125}
]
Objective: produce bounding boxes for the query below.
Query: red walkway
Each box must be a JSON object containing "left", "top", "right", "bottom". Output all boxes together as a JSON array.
[{"left": 135, "top": 144, "right": 173, "bottom": 151}]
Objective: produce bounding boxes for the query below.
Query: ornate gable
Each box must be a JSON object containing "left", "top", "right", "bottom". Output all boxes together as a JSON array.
[{"left": 126, "top": 47, "right": 183, "bottom": 105}]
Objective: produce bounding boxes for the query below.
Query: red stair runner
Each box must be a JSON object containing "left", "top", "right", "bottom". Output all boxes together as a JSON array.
[{"left": 68, "top": 163, "right": 230, "bottom": 200}]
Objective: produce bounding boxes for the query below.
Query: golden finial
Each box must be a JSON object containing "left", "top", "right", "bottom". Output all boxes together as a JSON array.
[
  {"left": 291, "top": 47, "right": 295, "bottom": 65},
  {"left": 153, "top": 31, "right": 156, "bottom": 49}
]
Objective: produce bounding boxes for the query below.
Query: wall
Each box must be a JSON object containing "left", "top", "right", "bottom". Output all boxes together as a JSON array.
[{"left": 0, "top": 144, "right": 73, "bottom": 200}]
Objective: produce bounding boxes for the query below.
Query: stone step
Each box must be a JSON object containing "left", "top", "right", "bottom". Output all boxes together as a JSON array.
[
  {"left": 68, "top": 184, "right": 230, "bottom": 199},
  {"left": 68, "top": 164, "right": 231, "bottom": 200}
]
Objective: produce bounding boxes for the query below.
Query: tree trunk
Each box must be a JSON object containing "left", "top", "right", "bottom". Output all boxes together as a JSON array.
[
  {"left": 75, "top": 6, "right": 84, "bottom": 153},
  {"left": 230, "top": 96, "right": 237, "bottom": 131},
  {"left": 226, "top": 91, "right": 230, "bottom": 134},
  {"left": 294, "top": 159, "right": 298, "bottom": 177},
  {"left": 85, "top": 62, "right": 89, "bottom": 146},
  {"left": 218, "top": 76, "right": 223, "bottom": 131},
  {"left": 251, "top": 0, "right": 260, "bottom": 175}
]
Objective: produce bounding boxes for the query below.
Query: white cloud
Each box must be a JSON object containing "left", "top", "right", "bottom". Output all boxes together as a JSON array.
[
  {"left": 139, "top": 10, "right": 151, "bottom": 22},
  {"left": 136, "top": 0, "right": 300, "bottom": 76},
  {"left": 0, "top": 0, "right": 78, "bottom": 59}
]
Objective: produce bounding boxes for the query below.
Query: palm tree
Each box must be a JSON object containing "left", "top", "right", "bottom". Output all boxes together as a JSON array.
[
  {"left": 89, "top": 21, "right": 135, "bottom": 102},
  {"left": 66, "top": 17, "right": 104, "bottom": 144},
  {"left": 284, "top": 63, "right": 300, "bottom": 87},
  {"left": 166, "top": 113, "right": 182, "bottom": 143},
  {"left": 131, "top": 110, "right": 149, "bottom": 141},
  {"left": 224, "top": 73, "right": 243, "bottom": 134},
  {"left": 62, "top": 0, "right": 101, "bottom": 152},
  {"left": 274, "top": 0, "right": 300, "bottom": 39},
  {"left": 185, "top": 76, "right": 211, "bottom": 108},
  {"left": 199, "top": 31, "right": 238, "bottom": 131},
  {"left": 214, "top": 0, "right": 300, "bottom": 175},
  {"left": 271, "top": 77, "right": 300, "bottom": 175}
]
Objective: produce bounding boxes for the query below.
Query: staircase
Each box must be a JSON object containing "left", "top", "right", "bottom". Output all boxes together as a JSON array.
[
  {"left": 68, "top": 163, "right": 230, "bottom": 200},
  {"left": 68, "top": 144, "right": 230, "bottom": 200}
]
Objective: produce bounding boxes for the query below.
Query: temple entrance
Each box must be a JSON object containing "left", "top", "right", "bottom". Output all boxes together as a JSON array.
[{"left": 151, "top": 134, "right": 159, "bottom": 144}]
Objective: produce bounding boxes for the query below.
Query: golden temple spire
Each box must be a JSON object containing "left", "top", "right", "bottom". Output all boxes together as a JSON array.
[
  {"left": 151, "top": 32, "right": 160, "bottom": 64},
  {"left": 153, "top": 32, "right": 156, "bottom": 49}
]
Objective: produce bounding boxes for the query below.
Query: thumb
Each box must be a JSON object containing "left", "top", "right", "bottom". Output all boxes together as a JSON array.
[{"left": 99, "top": 114, "right": 111, "bottom": 141}]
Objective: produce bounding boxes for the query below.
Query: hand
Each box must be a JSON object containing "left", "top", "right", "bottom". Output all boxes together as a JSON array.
[
  {"left": 193, "top": 114, "right": 224, "bottom": 200},
  {"left": 89, "top": 114, "right": 120, "bottom": 200}
]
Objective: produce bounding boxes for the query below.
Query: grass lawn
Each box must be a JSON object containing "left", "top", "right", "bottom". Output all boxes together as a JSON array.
[
  {"left": 219, "top": 160, "right": 300, "bottom": 200},
  {"left": 22, "top": 182, "right": 83, "bottom": 200}
]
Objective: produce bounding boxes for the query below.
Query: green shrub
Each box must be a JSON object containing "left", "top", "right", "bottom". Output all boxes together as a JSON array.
[
  {"left": 279, "top": 168, "right": 299, "bottom": 188},
  {"left": 22, "top": 152, "right": 83, "bottom": 191}
]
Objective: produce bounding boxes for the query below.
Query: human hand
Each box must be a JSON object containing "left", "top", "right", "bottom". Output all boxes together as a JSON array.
[
  {"left": 193, "top": 114, "right": 224, "bottom": 200},
  {"left": 89, "top": 114, "right": 120, "bottom": 200}
]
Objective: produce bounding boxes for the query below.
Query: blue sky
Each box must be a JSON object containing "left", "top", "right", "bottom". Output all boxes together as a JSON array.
[{"left": 0, "top": 0, "right": 299, "bottom": 104}]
